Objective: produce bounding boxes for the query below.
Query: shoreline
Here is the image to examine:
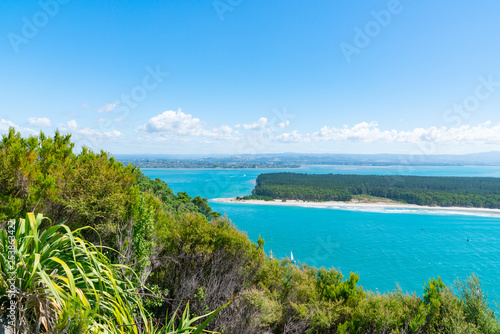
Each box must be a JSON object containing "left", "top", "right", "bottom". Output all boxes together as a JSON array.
[{"left": 210, "top": 198, "right": 500, "bottom": 216}]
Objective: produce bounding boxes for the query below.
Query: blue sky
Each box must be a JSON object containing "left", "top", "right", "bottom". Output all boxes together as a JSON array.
[{"left": 1, "top": 0, "right": 500, "bottom": 155}]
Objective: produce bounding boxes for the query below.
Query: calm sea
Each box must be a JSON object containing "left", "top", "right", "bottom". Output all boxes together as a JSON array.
[{"left": 142, "top": 166, "right": 500, "bottom": 306}]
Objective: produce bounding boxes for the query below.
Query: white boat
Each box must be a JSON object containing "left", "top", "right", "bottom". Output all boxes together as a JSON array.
[{"left": 291, "top": 251, "right": 295, "bottom": 264}]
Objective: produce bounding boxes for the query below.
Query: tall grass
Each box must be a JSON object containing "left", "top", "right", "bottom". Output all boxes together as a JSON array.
[
  {"left": 0, "top": 213, "right": 144, "bottom": 332},
  {"left": 0, "top": 213, "right": 226, "bottom": 333}
]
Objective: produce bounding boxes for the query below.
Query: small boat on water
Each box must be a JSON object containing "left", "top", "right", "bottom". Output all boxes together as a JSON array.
[{"left": 291, "top": 251, "right": 295, "bottom": 264}]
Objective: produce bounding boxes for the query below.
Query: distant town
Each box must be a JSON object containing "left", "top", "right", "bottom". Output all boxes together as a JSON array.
[{"left": 115, "top": 152, "right": 500, "bottom": 168}]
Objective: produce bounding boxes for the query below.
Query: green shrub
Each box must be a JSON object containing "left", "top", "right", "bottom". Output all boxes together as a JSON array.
[
  {"left": 0, "top": 213, "right": 144, "bottom": 333},
  {"left": 455, "top": 275, "right": 500, "bottom": 334}
]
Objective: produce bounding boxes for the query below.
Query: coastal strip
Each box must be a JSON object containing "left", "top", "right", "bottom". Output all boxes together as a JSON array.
[{"left": 211, "top": 198, "right": 500, "bottom": 217}]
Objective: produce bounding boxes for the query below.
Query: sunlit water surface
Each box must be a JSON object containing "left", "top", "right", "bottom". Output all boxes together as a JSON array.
[{"left": 142, "top": 165, "right": 500, "bottom": 306}]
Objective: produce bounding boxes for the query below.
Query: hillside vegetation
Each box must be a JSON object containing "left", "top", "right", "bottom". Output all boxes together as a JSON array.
[
  {"left": 1, "top": 129, "right": 499, "bottom": 333},
  {"left": 252, "top": 173, "right": 500, "bottom": 208}
]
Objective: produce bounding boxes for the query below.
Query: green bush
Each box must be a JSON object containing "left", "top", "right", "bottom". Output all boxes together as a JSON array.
[
  {"left": 0, "top": 213, "right": 144, "bottom": 333},
  {"left": 2, "top": 129, "right": 499, "bottom": 333}
]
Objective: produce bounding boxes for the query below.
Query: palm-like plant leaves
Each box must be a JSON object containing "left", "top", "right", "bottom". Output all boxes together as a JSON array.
[
  {"left": 0, "top": 213, "right": 144, "bottom": 333},
  {"left": 1, "top": 213, "right": 229, "bottom": 333}
]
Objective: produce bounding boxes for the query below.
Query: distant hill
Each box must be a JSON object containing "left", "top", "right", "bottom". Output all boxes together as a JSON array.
[{"left": 115, "top": 151, "right": 500, "bottom": 167}]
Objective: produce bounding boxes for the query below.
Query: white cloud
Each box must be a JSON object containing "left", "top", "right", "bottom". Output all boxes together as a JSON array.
[
  {"left": 0, "top": 119, "right": 17, "bottom": 132},
  {"left": 66, "top": 120, "right": 78, "bottom": 129},
  {"left": 243, "top": 117, "right": 268, "bottom": 130},
  {"left": 311, "top": 121, "right": 500, "bottom": 145},
  {"left": 209, "top": 125, "right": 240, "bottom": 140},
  {"left": 138, "top": 109, "right": 207, "bottom": 137},
  {"left": 28, "top": 117, "right": 52, "bottom": 127},
  {"left": 98, "top": 102, "right": 120, "bottom": 113},
  {"left": 312, "top": 121, "right": 394, "bottom": 142},
  {"left": 398, "top": 122, "right": 500, "bottom": 144},
  {"left": 275, "top": 130, "right": 308, "bottom": 143},
  {"left": 0, "top": 119, "right": 36, "bottom": 135},
  {"left": 138, "top": 109, "right": 242, "bottom": 141},
  {"left": 60, "top": 120, "right": 122, "bottom": 139},
  {"left": 278, "top": 120, "right": 290, "bottom": 129}
]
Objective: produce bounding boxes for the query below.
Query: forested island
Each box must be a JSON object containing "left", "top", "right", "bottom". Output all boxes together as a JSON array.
[
  {"left": 246, "top": 173, "right": 500, "bottom": 209},
  {"left": 1, "top": 129, "right": 500, "bottom": 333}
]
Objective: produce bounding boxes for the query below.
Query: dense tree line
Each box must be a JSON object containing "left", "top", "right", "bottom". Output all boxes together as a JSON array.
[
  {"left": 253, "top": 173, "right": 500, "bottom": 208},
  {"left": 236, "top": 194, "right": 275, "bottom": 201},
  {"left": 1, "top": 129, "right": 500, "bottom": 333}
]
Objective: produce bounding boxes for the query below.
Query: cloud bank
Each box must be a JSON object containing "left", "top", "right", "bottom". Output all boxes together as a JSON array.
[
  {"left": 311, "top": 121, "right": 500, "bottom": 144},
  {"left": 28, "top": 117, "right": 52, "bottom": 127},
  {"left": 138, "top": 110, "right": 500, "bottom": 147}
]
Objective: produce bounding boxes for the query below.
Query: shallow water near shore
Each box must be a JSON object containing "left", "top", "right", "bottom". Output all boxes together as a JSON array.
[{"left": 142, "top": 165, "right": 500, "bottom": 307}]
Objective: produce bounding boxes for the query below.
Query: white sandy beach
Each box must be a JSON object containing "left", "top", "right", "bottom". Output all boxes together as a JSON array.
[{"left": 211, "top": 198, "right": 500, "bottom": 216}]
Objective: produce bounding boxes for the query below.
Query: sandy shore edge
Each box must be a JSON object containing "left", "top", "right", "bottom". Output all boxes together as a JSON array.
[{"left": 210, "top": 198, "right": 500, "bottom": 216}]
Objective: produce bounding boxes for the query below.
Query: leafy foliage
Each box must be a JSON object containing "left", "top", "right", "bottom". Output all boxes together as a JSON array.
[
  {"left": 455, "top": 274, "right": 500, "bottom": 333},
  {"left": 0, "top": 213, "right": 144, "bottom": 333},
  {"left": 2, "top": 129, "right": 499, "bottom": 333},
  {"left": 136, "top": 174, "right": 220, "bottom": 220},
  {"left": 0, "top": 129, "right": 233, "bottom": 332}
]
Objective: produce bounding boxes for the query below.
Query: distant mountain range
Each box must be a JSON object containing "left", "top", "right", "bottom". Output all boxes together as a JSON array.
[{"left": 114, "top": 151, "right": 500, "bottom": 167}]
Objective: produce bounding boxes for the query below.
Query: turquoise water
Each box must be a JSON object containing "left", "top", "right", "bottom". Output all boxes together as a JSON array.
[
  {"left": 142, "top": 165, "right": 500, "bottom": 306},
  {"left": 142, "top": 165, "right": 500, "bottom": 200}
]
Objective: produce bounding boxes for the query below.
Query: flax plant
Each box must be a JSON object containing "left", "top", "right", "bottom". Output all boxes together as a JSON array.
[
  {"left": 0, "top": 213, "right": 228, "bottom": 334},
  {"left": 0, "top": 213, "right": 146, "bottom": 333}
]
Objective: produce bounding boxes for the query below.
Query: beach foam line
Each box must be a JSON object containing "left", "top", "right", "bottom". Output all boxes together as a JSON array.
[{"left": 210, "top": 198, "right": 500, "bottom": 218}]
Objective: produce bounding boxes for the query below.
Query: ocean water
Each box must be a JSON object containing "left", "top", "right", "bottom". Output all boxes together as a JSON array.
[{"left": 142, "top": 165, "right": 500, "bottom": 306}]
